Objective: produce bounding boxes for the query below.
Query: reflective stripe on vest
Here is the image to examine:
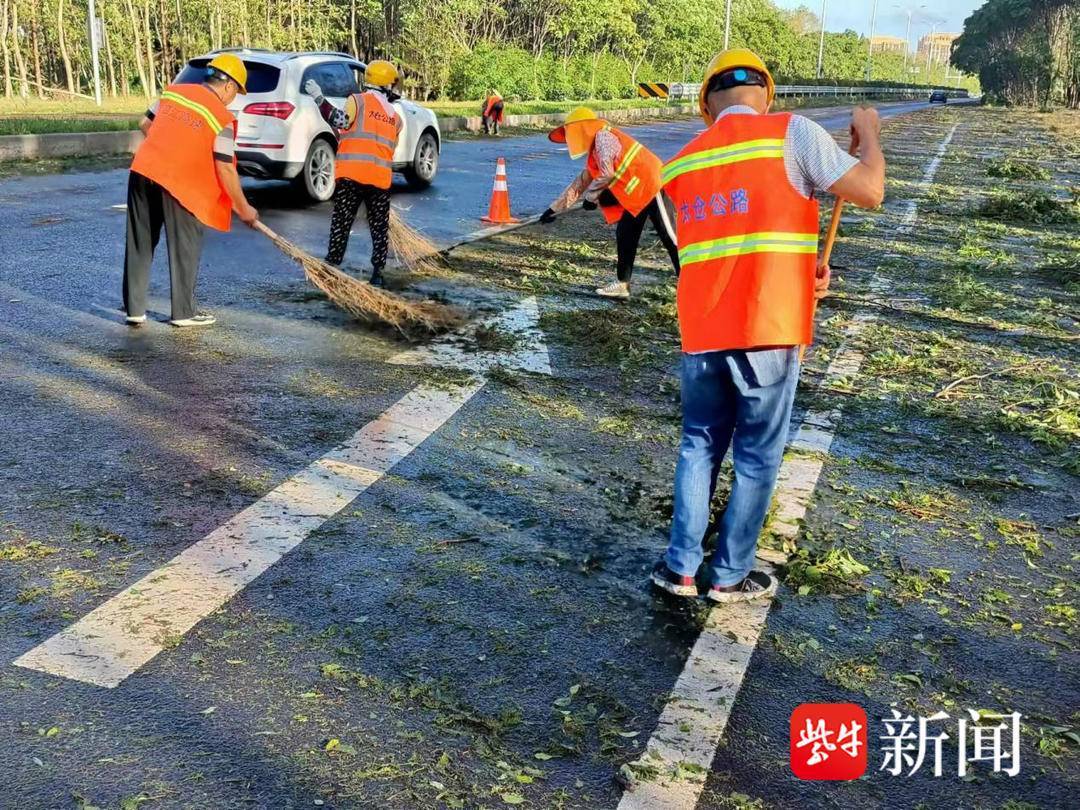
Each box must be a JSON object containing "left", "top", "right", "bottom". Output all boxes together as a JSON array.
[
  {"left": 678, "top": 231, "right": 819, "bottom": 266},
  {"left": 661, "top": 138, "right": 785, "bottom": 185},
  {"left": 336, "top": 91, "right": 397, "bottom": 189},
  {"left": 129, "top": 83, "right": 235, "bottom": 232},
  {"left": 663, "top": 112, "right": 819, "bottom": 353},
  {"left": 586, "top": 127, "right": 662, "bottom": 224}
]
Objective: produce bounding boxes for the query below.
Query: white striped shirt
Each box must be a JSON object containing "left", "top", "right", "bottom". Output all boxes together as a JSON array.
[{"left": 716, "top": 104, "right": 858, "bottom": 199}]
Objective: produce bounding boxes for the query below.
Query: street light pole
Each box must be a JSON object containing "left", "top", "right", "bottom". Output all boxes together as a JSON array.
[
  {"left": 87, "top": 0, "right": 102, "bottom": 106},
  {"left": 903, "top": 10, "right": 912, "bottom": 71},
  {"left": 865, "top": 0, "right": 879, "bottom": 82},
  {"left": 816, "top": 0, "right": 828, "bottom": 79},
  {"left": 925, "top": 22, "right": 937, "bottom": 80},
  {"left": 724, "top": 0, "right": 732, "bottom": 49}
]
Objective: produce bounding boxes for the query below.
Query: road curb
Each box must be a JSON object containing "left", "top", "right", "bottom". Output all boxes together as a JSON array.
[{"left": 0, "top": 105, "right": 696, "bottom": 162}]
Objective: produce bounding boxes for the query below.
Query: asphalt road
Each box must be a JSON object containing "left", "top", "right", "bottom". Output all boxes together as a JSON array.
[{"left": 0, "top": 98, "right": 1021, "bottom": 810}]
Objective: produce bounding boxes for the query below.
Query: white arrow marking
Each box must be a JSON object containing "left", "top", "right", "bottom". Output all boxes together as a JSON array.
[{"left": 14, "top": 297, "right": 550, "bottom": 688}]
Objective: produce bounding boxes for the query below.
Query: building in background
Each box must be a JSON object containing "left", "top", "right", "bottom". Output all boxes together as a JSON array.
[
  {"left": 871, "top": 36, "right": 908, "bottom": 57},
  {"left": 918, "top": 32, "right": 960, "bottom": 67}
]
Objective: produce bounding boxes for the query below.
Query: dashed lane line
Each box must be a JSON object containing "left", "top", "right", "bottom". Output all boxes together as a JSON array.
[
  {"left": 617, "top": 123, "right": 959, "bottom": 810},
  {"left": 13, "top": 297, "right": 550, "bottom": 688}
]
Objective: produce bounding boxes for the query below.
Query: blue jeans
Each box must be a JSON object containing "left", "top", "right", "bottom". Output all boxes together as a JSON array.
[{"left": 664, "top": 347, "right": 800, "bottom": 587}]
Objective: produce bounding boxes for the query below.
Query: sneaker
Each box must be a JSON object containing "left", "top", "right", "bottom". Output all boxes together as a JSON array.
[
  {"left": 369, "top": 268, "right": 386, "bottom": 288},
  {"left": 650, "top": 560, "right": 699, "bottom": 598},
  {"left": 596, "top": 281, "right": 630, "bottom": 300},
  {"left": 169, "top": 312, "right": 216, "bottom": 328},
  {"left": 125, "top": 314, "right": 147, "bottom": 327},
  {"left": 707, "top": 570, "right": 777, "bottom": 604}
]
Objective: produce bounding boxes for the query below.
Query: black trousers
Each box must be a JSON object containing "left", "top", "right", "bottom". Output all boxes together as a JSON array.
[
  {"left": 326, "top": 179, "right": 391, "bottom": 270},
  {"left": 615, "top": 193, "right": 680, "bottom": 283},
  {"left": 122, "top": 171, "right": 205, "bottom": 321}
]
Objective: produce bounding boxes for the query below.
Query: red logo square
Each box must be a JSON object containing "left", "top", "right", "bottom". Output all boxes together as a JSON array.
[{"left": 790, "top": 703, "right": 868, "bottom": 780}]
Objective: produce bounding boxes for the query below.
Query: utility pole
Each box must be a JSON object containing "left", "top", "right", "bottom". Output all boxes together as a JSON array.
[
  {"left": 724, "top": 0, "right": 732, "bottom": 49},
  {"left": 816, "top": 0, "right": 828, "bottom": 79},
  {"left": 87, "top": 0, "right": 102, "bottom": 105},
  {"left": 865, "top": 0, "right": 879, "bottom": 82},
  {"left": 925, "top": 22, "right": 937, "bottom": 83}
]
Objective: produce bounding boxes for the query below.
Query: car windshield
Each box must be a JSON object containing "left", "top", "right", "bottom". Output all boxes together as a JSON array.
[{"left": 176, "top": 58, "right": 281, "bottom": 94}]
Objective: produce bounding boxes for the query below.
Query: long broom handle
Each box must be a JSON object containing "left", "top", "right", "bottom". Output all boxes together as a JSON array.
[
  {"left": 252, "top": 220, "right": 279, "bottom": 241},
  {"left": 802, "top": 137, "right": 859, "bottom": 361}
]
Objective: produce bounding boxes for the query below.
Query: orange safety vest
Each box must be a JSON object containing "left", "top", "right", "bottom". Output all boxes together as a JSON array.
[
  {"left": 336, "top": 91, "right": 398, "bottom": 189},
  {"left": 484, "top": 95, "right": 504, "bottom": 122},
  {"left": 586, "top": 127, "right": 662, "bottom": 224},
  {"left": 662, "top": 112, "right": 819, "bottom": 353},
  {"left": 130, "top": 83, "right": 236, "bottom": 231}
]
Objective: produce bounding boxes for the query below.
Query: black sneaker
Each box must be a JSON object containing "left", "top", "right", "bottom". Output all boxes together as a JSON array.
[
  {"left": 369, "top": 268, "right": 386, "bottom": 288},
  {"left": 707, "top": 570, "right": 777, "bottom": 604},
  {"left": 650, "top": 560, "right": 698, "bottom": 598}
]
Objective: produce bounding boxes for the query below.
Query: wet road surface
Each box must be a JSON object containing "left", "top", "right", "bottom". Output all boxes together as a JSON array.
[{"left": 6, "top": 99, "right": 1071, "bottom": 810}]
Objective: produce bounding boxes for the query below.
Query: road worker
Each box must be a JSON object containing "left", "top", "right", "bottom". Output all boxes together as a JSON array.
[
  {"left": 482, "top": 89, "right": 504, "bottom": 135},
  {"left": 540, "top": 107, "right": 679, "bottom": 300},
  {"left": 122, "top": 53, "right": 258, "bottom": 328},
  {"left": 650, "top": 49, "right": 885, "bottom": 602},
  {"left": 305, "top": 59, "right": 402, "bottom": 287}
]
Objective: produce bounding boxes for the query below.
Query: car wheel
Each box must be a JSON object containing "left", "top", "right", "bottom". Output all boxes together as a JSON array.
[
  {"left": 406, "top": 131, "right": 438, "bottom": 189},
  {"left": 296, "top": 138, "right": 336, "bottom": 202}
]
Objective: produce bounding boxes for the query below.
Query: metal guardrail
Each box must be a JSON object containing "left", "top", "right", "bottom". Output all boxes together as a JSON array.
[{"left": 666, "top": 82, "right": 969, "bottom": 100}]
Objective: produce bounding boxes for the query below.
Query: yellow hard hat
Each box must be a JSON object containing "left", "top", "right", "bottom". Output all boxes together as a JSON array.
[
  {"left": 207, "top": 53, "right": 248, "bottom": 94},
  {"left": 699, "top": 48, "right": 775, "bottom": 123},
  {"left": 548, "top": 106, "right": 598, "bottom": 144},
  {"left": 548, "top": 107, "right": 605, "bottom": 159},
  {"left": 365, "top": 60, "right": 399, "bottom": 88}
]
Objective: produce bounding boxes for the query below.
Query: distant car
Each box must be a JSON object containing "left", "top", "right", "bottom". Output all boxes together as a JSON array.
[
  {"left": 176, "top": 49, "right": 441, "bottom": 201},
  {"left": 929, "top": 90, "right": 948, "bottom": 104}
]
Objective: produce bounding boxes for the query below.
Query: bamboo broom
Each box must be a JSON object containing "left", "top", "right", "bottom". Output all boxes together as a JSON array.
[
  {"left": 388, "top": 209, "right": 447, "bottom": 277},
  {"left": 254, "top": 221, "right": 461, "bottom": 335}
]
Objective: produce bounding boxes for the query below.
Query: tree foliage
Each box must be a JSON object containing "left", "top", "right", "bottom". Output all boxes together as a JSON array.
[
  {"left": 0, "top": 0, "right": 975, "bottom": 102},
  {"left": 953, "top": 0, "right": 1079, "bottom": 108}
]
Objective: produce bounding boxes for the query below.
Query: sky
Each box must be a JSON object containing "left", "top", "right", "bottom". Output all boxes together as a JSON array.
[{"left": 773, "top": 0, "right": 985, "bottom": 42}]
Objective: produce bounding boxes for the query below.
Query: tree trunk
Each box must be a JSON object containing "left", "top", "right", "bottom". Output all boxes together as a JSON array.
[
  {"left": 57, "top": 0, "right": 76, "bottom": 92},
  {"left": 30, "top": 0, "right": 44, "bottom": 98},
  {"left": 125, "top": 0, "right": 150, "bottom": 98},
  {"left": 0, "top": 0, "right": 12, "bottom": 99},
  {"left": 142, "top": 0, "right": 156, "bottom": 96},
  {"left": 11, "top": 0, "right": 28, "bottom": 97},
  {"left": 350, "top": 0, "right": 358, "bottom": 57},
  {"left": 103, "top": 17, "right": 117, "bottom": 97}
]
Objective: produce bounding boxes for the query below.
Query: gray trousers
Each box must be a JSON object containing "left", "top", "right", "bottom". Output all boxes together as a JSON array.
[{"left": 123, "top": 171, "right": 205, "bottom": 321}]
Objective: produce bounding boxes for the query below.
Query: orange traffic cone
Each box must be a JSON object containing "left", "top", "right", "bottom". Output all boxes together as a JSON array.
[{"left": 480, "top": 158, "right": 520, "bottom": 224}]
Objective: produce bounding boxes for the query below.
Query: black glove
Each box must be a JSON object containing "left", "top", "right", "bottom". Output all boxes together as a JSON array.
[
  {"left": 539, "top": 208, "right": 557, "bottom": 224},
  {"left": 581, "top": 199, "right": 597, "bottom": 211},
  {"left": 598, "top": 189, "right": 619, "bottom": 207}
]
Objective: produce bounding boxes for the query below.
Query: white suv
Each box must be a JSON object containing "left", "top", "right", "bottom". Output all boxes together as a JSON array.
[{"left": 176, "top": 49, "right": 441, "bottom": 201}]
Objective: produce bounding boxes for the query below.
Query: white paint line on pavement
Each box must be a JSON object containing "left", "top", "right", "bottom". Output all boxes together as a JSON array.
[
  {"left": 898, "top": 122, "right": 957, "bottom": 233},
  {"left": 14, "top": 379, "right": 484, "bottom": 688},
  {"left": 619, "top": 124, "right": 959, "bottom": 809},
  {"left": 15, "top": 296, "right": 550, "bottom": 688}
]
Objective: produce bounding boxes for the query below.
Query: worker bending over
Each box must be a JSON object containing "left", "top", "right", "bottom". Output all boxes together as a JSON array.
[
  {"left": 651, "top": 49, "right": 885, "bottom": 602},
  {"left": 305, "top": 60, "right": 402, "bottom": 287},
  {"left": 482, "top": 90, "right": 504, "bottom": 135},
  {"left": 540, "top": 108, "right": 679, "bottom": 300},
  {"left": 123, "top": 53, "right": 258, "bottom": 328}
]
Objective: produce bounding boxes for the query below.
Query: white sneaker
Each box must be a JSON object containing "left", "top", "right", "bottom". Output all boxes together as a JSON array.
[
  {"left": 169, "top": 312, "right": 216, "bottom": 328},
  {"left": 125, "top": 314, "right": 147, "bottom": 327},
  {"left": 596, "top": 281, "right": 630, "bottom": 300}
]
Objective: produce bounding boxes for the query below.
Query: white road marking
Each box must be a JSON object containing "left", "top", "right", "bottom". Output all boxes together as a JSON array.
[
  {"left": 898, "top": 122, "right": 957, "bottom": 233},
  {"left": 619, "top": 123, "right": 958, "bottom": 809},
  {"left": 14, "top": 297, "right": 551, "bottom": 688}
]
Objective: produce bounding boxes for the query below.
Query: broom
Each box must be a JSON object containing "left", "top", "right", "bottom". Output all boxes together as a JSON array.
[
  {"left": 802, "top": 137, "right": 861, "bottom": 360},
  {"left": 388, "top": 209, "right": 448, "bottom": 277},
  {"left": 254, "top": 220, "right": 460, "bottom": 335}
]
